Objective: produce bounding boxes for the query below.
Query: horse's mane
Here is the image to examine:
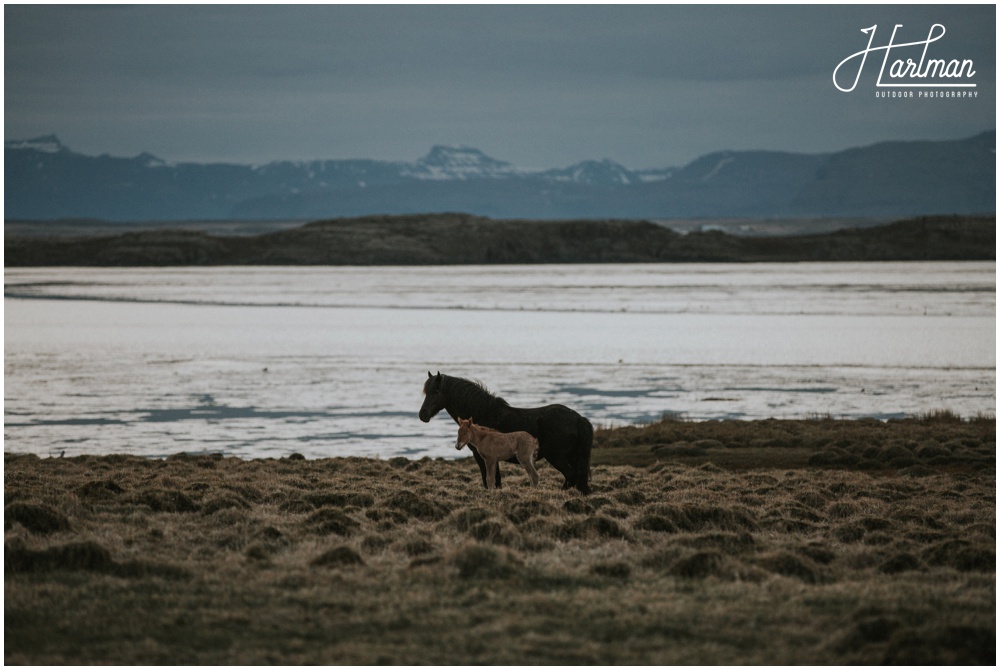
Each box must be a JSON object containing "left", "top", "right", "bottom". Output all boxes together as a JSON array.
[{"left": 445, "top": 375, "right": 510, "bottom": 414}]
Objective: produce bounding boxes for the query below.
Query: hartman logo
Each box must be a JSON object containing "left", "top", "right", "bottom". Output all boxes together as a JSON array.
[{"left": 833, "top": 24, "right": 978, "bottom": 97}]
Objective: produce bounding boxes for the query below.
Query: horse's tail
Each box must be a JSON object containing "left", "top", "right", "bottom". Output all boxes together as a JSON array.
[{"left": 576, "top": 417, "right": 594, "bottom": 494}]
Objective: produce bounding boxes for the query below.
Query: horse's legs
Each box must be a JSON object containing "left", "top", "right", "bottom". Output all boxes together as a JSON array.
[
  {"left": 470, "top": 446, "right": 490, "bottom": 490},
  {"left": 541, "top": 447, "right": 575, "bottom": 490},
  {"left": 542, "top": 429, "right": 589, "bottom": 492}
]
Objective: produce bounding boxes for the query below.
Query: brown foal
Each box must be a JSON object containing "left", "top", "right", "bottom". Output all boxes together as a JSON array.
[{"left": 454, "top": 417, "right": 540, "bottom": 489}]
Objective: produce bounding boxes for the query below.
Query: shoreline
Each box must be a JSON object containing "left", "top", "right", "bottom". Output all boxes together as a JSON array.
[
  {"left": 4, "top": 413, "right": 996, "bottom": 466},
  {"left": 3, "top": 414, "right": 995, "bottom": 467}
]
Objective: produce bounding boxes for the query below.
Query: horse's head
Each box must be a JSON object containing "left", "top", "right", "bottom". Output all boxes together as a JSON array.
[
  {"left": 419, "top": 371, "right": 446, "bottom": 423},
  {"left": 454, "top": 417, "right": 473, "bottom": 450}
]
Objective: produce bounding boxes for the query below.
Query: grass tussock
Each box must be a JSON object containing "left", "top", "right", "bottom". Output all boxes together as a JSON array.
[{"left": 4, "top": 416, "right": 995, "bottom": 664}]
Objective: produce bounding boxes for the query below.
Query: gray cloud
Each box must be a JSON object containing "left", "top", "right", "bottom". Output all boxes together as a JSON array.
[{"left": 4, "top": 5, "right": 994, "bottom": 169}]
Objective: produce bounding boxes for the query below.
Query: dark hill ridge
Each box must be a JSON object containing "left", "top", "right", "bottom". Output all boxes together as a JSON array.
[{"left": 4, "top": 214, "right": 994, "bottom": 267}]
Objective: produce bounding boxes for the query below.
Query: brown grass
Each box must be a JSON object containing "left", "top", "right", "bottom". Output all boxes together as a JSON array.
[{"left": 4, "top": 417, "right": 995, "bottom": 664}]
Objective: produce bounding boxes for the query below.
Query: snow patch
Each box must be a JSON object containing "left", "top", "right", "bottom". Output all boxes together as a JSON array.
[
  {"left": 6, "top": 134, "right": 64, "bottom": 153},
  {"left": 134, "top": 152, "right": 168, "bottom": 168},
  {"left": 539, "top": 159, "right": 639, "bottom": 186},
  {"left": 701, "top": 155, "right": 735, "bottom": 181}
]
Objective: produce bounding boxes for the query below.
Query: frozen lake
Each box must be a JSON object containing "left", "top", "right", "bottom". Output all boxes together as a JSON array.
[{"left": 4, "top": 262, "right": 995, "bottom": 460}]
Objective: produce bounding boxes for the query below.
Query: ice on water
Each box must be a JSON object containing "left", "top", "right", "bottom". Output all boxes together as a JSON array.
[{"left": 4, "top": 262, "right": 995, "bottom": 460}]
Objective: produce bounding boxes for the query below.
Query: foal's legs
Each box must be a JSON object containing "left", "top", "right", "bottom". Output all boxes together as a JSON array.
[
  {"left": 517, "top": 449, "right": 539, "bottom": 486},
  {"left": 485, "top": 458, "right": 499, "bottom": 491},
  {"left": 471, "top": 445, "right": 501, "bottom": 489}
]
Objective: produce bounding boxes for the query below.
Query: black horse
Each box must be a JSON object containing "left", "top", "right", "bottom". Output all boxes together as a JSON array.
[{"left": 418, "top": 372, "right": 593, "bottom": 494}]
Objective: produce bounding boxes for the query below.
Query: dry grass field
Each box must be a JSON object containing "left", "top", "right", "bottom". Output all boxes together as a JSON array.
[{"left": 4, "top": 416, "right": 995, "bottom": 664}]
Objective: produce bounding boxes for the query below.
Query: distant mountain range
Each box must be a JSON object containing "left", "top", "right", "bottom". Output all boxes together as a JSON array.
[{"left": 4, "top": 131, "right": 994, "bottom": 221}]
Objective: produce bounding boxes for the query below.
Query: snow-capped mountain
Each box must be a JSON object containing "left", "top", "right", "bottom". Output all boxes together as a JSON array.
[
  {"left": 4, "top": 132, "right": 994, "bottom": 221},
  {"left": 539, "top": 159, "right": 641, "bottom": 185},
  {"left": 402, "top": 145, "right": 525, "bottom": 180}
]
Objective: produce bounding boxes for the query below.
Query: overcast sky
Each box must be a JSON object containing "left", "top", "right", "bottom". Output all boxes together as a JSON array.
[{"left": 4, "top": 4, "right": 995, "bottom": 169}]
